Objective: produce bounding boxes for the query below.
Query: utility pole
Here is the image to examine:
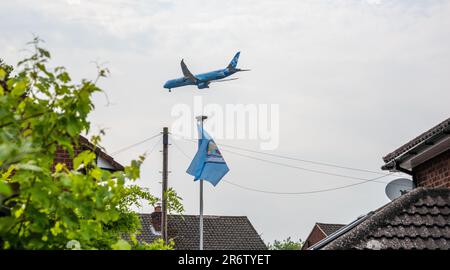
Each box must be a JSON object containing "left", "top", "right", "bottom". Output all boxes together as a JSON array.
[{"left": 161, "top": 127, "right": 169, "bottom": 245}]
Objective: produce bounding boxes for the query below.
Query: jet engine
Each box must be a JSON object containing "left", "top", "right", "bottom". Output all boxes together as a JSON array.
[{"left": 197, "top": 82, "right": 210, "bottom": 89}]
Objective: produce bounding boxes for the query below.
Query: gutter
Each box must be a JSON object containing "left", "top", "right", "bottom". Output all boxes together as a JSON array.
[
  {"left": 382, "top": 130, "right": 450, "bottom": 173},
  {"left": 308, "top": 212, "right": 374, "bottom": 250},
  {"left": 393, "top": 160, "right": 413, "bottom": 176}
]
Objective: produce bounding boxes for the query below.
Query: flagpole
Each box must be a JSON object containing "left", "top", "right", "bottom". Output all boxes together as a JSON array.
[
  {"left": 196, "top": 115, "right": 207, "bottom": 251},
  {"left": 199, "top": 178, "right": 204, "bottom": 250}
]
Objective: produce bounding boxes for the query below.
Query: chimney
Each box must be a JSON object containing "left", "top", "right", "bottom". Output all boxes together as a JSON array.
[{"left": 150, "top": 203, "right": 162, "bottom": 232}]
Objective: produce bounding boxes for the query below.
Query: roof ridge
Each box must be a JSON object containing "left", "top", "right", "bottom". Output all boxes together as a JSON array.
[
  {"left": 149, "top": 213, "right": 250, "bottom": 218},
  {"left": 138, "top": 212, "right": 249, "bottom": 216},
  {"left": 316, "top": 222, "right": 345, "bottom": 226},
  {"left": 382, "top": 117, "right": 450, "bottom": 163}
]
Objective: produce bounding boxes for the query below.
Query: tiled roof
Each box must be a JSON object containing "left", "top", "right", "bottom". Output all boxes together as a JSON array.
[
  {"left": 138, "top": 214, "right": 267, "bottom": 250},
  {"left": 320, "top": 187, "right": 450, "bottom": 250},
  {"left": 316, "top": 223, "right": 345, "bottom": 236},
  {"left": 382, "top": 117, "right": 450, "bottom": 164},
  {"left": 136, "top": 214, "right": 160, "bottom": 244}
]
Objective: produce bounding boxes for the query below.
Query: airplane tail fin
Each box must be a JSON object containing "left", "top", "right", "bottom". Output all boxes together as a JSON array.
[{"left": 227, "top": 51, "right": 240, "bottom": 69}]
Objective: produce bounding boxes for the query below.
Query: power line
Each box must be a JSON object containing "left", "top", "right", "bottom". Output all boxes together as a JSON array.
[
  {"left": 143, "top": 136, "right": 163, "bottom": 156},
  {"left": 110, "top": 133, "right": 161, "bottom": 156},
  {"left": 216, "top": 142, "right": 388, "bottom": 176},
  {"left": 174, "top": 135, "right": 393, "bottom": 185},
  {"left": 171, "top": 139, "right": 192, "bottom": 160},
  {"left": 172, "top": 133, "right": 393, "bottom": 177},
  {"left": 221, "top": 148, "right": 391, "bottom": 185},
  {"left": 170, "top": 140, "right": 398, "bottom": 195},
  {"left": 221, "top": 148, "right": 412, "bottom": 188},
  {"left": 222, "top": 174, "right": 394, "bottom": 195}
]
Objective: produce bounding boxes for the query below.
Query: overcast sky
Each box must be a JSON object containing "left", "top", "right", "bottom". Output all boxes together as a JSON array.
[{"left": 2, "top": 0, "right": 450, "bottom": 244}]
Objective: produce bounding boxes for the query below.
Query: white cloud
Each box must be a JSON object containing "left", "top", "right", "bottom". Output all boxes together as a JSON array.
[{"left": 366, "top": 0, "right": 382, "bottom": 5}]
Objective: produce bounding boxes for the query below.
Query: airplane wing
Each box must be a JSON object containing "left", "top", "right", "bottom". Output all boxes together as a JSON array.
[{"left": 180, "top": 59, "right": 198, "bottom": 83}]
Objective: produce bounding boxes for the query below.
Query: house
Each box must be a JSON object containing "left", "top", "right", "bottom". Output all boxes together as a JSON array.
[
  {"left": 301, "top": 223, "right": 345, "bottom": 250},
  {"left": 309, "top": 117, "right": 450, "bottom": 250},
  {"left": 53, "top": 136, "right": 266, "bottom": 250},
  {"left": 137, "top": 205, "right": 267, "bottom": 250},
  {"left": 1, "top": 135, "right": 124, "bottom": 216},
  {"left": 53, "top": 135, "right": 124, "bottom": 172}
]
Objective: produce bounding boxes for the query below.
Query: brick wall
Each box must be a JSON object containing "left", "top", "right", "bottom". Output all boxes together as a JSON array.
[
  {"left": 301, "top": 225, "right": 326, "bottom": 250},
  {"left": 52, "top": 136, "right": 123, "bottom": 172},
  {"left": 52, "top": 145, "right": 84, "bottom": 171},
  {"left": 414, "top": 149, "right": 450, "bottom": 188}
]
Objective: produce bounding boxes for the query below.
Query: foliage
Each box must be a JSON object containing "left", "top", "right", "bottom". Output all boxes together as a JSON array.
[
  {"left": 165, "top": 187, "right": 184, "bottom": 214},
  {"left": 130, "top": 237, "right": 175, "bottom": 250},
  {"left": 267, "top": 237, "right": 303, "bottom": 250},
  {"left": 0, "top": 37, "right": 182, "bottom": 250}
]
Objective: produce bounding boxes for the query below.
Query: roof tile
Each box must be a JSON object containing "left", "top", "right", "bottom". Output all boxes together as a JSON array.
[
  {"left": 406, "top": 205, "right": 450, "bottom": 215},
  {"left": 137, "top": 214, "right": 267, "bottom": 250},
  {"left": 316, "top": 223, "right": 345, "bottom": 236},
  {"left": 321, "top": 187, "right": 450, "bottom": 250}
]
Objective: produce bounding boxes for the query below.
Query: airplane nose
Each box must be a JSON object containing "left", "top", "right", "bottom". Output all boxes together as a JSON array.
[{"left": 163, "top": 81, "right": 169, "bottom": 88}]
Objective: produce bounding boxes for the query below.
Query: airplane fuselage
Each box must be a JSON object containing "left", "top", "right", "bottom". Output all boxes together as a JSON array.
[{"left": 164, "top": 68, "right": 237, "bottom": 90}]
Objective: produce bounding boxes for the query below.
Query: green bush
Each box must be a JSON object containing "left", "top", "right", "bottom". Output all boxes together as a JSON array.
[{"left": 0, "top": 37, "right": 180, "bottom": 250}]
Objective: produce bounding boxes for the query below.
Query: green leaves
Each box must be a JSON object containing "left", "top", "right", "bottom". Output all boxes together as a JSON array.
[
  {"left": 57, "top": 71, "right": 71, "bottom": 83},
  {"left": 0, "top": 68, "right": 6, "bottom": 81},
  {"left": 136, "top": 238, "right": 175, "bottom": 250},
  {"left": 267, "top": 237, "right": 303, "bottom": 250},
  {"left": 124, "top": 157, "right": 144, "bottom": 180},
  {"left": 37, "top": 47, "right": 50, "bottom": 59},
  {"left": 111, "top": 239, "right": 131, "bottom": 250},
  {"left": 90, "top": 167, "right": 102, "bottom": 181},
  {"left": 73, "top": 150, "right": 96, "bottom": 170},
  {"left": 11, "top": 79, "right": 28, "bottom": 97},
  {"left": 50, "top": 221, "right": 63, "bottom": 236},
  {"left": 166, "top": 188, "right": 184, "bottom": 214},
  {"left": 15, "top": 162, "right": 43, "bottom": 172},
  {"left": 0, "top": 181, "right": 12, "bottom": 196},
  {"left": 0, "top": 39, "right": 179, "bottom": 250}
]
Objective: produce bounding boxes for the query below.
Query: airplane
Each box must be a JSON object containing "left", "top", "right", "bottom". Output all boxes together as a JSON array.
[{"left": 163, "top": 52, "right": 249, "bottom": 92}]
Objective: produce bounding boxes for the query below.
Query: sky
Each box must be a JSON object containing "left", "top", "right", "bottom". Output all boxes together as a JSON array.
[{"left": 1, "top": 0, "right": 450, "bottom": 244}]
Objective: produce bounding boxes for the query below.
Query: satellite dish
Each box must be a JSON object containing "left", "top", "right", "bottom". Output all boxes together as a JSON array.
[{"left": 385, "top": 178, "right": 415, "bottom": 201}]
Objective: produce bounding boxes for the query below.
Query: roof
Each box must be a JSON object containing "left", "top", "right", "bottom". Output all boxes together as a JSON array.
[
  {"left": 79, "top": 135, "right": 124, "bottom": 171},
  {"left": 314, "top": 187, "right": 450, "bottom": 250},
  {"left": 302, "top": 222, "right": 345, "bottom": 250},
  {"left": 382, "top": 118, "right": 450, "bottom": 170},
  {"left": 135, "top": 214, "right": 160, "bottom": 244},
  {"left": 316, "top": 223, "right": 345, "bottom": 236},
  {"left": 138, "top": 214, "right": 267, "bottom": 250}
]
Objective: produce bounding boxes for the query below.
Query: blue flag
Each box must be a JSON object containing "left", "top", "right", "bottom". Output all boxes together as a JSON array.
[{"left": 186, "top": 124, "right": 229, "bottom": 186}]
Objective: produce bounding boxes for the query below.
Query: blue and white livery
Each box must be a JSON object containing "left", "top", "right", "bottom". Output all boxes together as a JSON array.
[{"left": 163, "top": 52, "right": 249, "bottom": 91}]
